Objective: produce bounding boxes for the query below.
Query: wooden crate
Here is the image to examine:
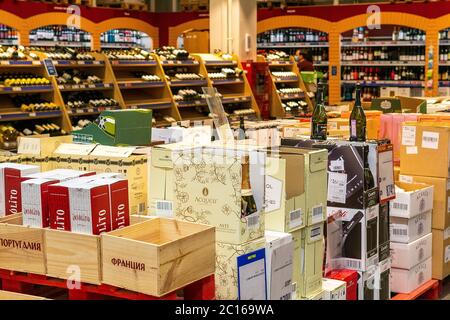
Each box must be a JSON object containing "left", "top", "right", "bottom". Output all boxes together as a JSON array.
[
  {"left": 45, "top": 215, "right": 154, "bottom": 285},
  {"left": 0, "top": 214, "right": 46, "bottom": 275},
  {"left": 0, "top": 290, "right": 49, "bottom": 300},
  {"left": 101, "top": 218, "right": 215, "bottom": 297}
]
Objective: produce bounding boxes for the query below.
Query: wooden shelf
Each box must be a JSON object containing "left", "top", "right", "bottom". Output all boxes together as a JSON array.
[
  {"left": 58, "top": 83, "right": 114, "bottom": 92},
  {"left": 0, "top": 110, "right": 62, "bottom": 122},
  {"left": 341, "top": 80, "right": 425, "bottom": 87},
  {"left": 211, "top": 78, "right": 244, "bottom": 85},
  {"left": 118, "top": 81, "right": 166, "bottom": 89},
  {"left": 54, "top": 60, "right": 105, "bottom": 67},
  {"left": 169, "top": 79, "right": 208, "bottom": 87},
  {"left": 0, "top": 85, "right": 53, "bottom": 94},
  {"left": 126, "top": 100, "right": 173, "bottom": 110},
  {"left": 110, "top": 60, "right": 157, "bottom": 67},
  {"left": 67, "top": 106, "right": 121, "bottom": 116},
  {"left": 161, "top": 60, "right": 199, "bottom": 67}
]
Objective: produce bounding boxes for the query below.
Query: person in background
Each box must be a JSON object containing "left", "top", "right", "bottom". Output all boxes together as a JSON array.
[{"left": 295, "top": 49, "right": 314, "bottom": 72}]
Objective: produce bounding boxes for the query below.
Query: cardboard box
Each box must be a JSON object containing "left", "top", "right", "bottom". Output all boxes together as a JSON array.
[
  {"left": 151, "top": 143, "right": 265, "bottom": 245},
  {"left": 291, "top": 223, "right": 324, "bottom": 299},
  {"left": 391, "top": 233, "right": 432, "bottom": 269},
  {"left": 0, "top": 163, "right": 40, "bottom": 217},
  {"left": 265, "top": 147, "right": 327, "bottom": 232},
  {"left": 389, "top": 182, "right": 434, "bottom": 219},
  {"left": 17, "top": 135, "right": 73, "bottom": 171},
  {"left": 399, "top": 174, "right": 450, "bottom": 230},
  {"left": 327, "top": 205, "right": 379, "bottom": 272},
  {"left": 390, "top": 211, "right": 432, "bottom": 244},
  {"left": 377, "top": 259, "right": 391, "bottom": 300},
  {"left": 265, "top": 231, "right": 294, "bottom": 300},
  {"left": 326, "top": 269, "right": 358, "bottom": 300},
  {"left": 281, "top": 139, "right": 381, "bottom": 210},
  {"left": 301, "top": 289, "right": 324, "bottom": 300},
  {"left": 357, "top": 265, "right": 378, "bottom": 300},
  {"left": 431, "top": 229, "right": 450, "bottom": 280},
  {"left": 391, "top": 258, "right": 432, "bottom": 293},
  {"left": 215, "top": 237, "right": 265, "bottom": 300},
  {"left": 101, "top": 218, "right": 215, "bottom": 297},
  {"left": 0, "top": 214, "right": 46, "bottom": 274},
  {"left": 378, "top": 202, "right": 390, "bottom": 262},
  {"left": 89, "top": 145, "right": 148, "bottom": 215},
  {"left": 321, "top": 278, "right": 346, "bottom": 300},
  {"left": 50, "top": 143, "right": 96, "bottom": 172},
  {"left": 400, "top": 122, "right": 450, "bottom": 178}
]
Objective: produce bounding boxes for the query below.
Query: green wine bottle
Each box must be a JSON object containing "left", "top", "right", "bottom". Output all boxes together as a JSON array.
[
  {"left": 241, "top": 155, "right": 257, "bottom": 218},
  {"left": 349, "top": 83, "right": 367, "bottom": 141},
  {"left": 310, "top": 83, "right": 327, "bottom": 140}
]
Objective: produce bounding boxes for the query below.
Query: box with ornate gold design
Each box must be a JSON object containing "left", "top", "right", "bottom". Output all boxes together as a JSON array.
[{"left": 215, "top": 237, "right": 265, "bottom": 300}]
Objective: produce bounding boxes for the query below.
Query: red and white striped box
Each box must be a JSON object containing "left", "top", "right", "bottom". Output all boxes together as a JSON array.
[
  {"left": 22, "top": 170, "right": 96, "bottom": 228},
  {"left": 0, "top": 163, "right": 40, "bottom": 217}
]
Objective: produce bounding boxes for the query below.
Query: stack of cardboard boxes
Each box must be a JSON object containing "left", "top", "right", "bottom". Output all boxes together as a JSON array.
[
  {"left": 264, "top": 146, "right": 328, "bottom": 299},
  {"left": 400, "top": 122, "right": 450, "bottom": 282},
  {"left": 282, "top": 138, "right": 395, "bottom": 300},
  {"left": 389, "top": 182, "right": 434, "bottom": 293}
]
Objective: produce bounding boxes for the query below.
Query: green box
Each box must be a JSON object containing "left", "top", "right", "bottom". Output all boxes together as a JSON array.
[{"left": 73, "top": 109, "right": 152, "bottom": 146}]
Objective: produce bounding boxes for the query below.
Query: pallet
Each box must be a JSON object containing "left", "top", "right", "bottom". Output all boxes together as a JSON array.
[
  {"left": 0, "top": 269, "right": 215, "bottom": 300},
  {"left": 391, "top": 279, "right": 442, "bottom": 300}
]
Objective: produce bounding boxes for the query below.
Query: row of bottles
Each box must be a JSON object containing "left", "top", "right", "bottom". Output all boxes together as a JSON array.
[
  {"left": 0, "top": 24, "right": 18, "bottom": 41},
  {"left": 29, "top": 26, "right": 91, "bottom": 43},
  {"left": 439, "top": 47, "right": 450, "bottom": 62},
  {"left": 342, "top": 87, "right": 380, "bottom": 101},
  {"left": 310, "top": 47, "right": 329, "bottom": 63},
  {"left": 342, "top": 66, "right": 425, "bottom": 81},
  {"left": 257, "top": 28, "right": 328, "bottom": 44},
  {"left": 439, "top": 68, "right": 450, "bottom": 81},
  {"left": 439, "top": 28, "right": 450, "bottom": 40},
  {"left": 311, "top": 83, "right": 367, "bottom": 142},
  {"left": 347, "top": 26, "right": 425, "bottom": 43},
  {"left": 342, "top": 47, "right": 425, "bottom": 62},
  {"left": 100, "top": 29, "right": 148, "bottom": 47},
  {"left": 0, "top": 122, "right": 67, "bottom": 149}
]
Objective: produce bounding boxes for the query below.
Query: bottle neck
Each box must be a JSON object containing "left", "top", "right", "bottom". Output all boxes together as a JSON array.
[
  {"left": 354, "top": 87, "right": 362, "bottom": 108},
  {"left": 241, "top": 159, "right": 252, "bottom": 191},
  {"left": 316, "top": 88, "right": 323, "bottom": 106}
]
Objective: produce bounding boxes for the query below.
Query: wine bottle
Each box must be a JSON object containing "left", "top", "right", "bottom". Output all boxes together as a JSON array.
[
  {"left": 241, "top": 155, "right": 257, "bottom": 218},
  {"left": 363, "top": 146, "right": 375, "bottom": 191},
  {"left": 238, "top": 116, "right": 246, "bottom": 140},
  {"left": 310, "top": 83, "right": 327, "bottom": 140},
  {"left": 349, "top": 84, "right": 367, "bottom": 142}
]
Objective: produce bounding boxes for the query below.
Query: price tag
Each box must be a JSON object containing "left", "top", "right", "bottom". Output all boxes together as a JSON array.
[
  {"left": 265, "top": 176, "right": 282, "bottom": 213},
  {"left": 80, "top": 84, "right": 86, "bottom": 89},
  {"left": 237, "top": 249, "right": 267, "bottom": 300},
  {"left": 88, "top": 108, "right": 94, "bottom": 113},
  {"left": 78, "top": 61, "right": 85, "bottom": 65},
  {"left": 58, "top": 85, "right": 64, "bottom": 89},
  {"left": 94, "top": 61, "right": 101, "bottom": 65},
  {"left": 168, "top": 61, "right": 174, "bottom": 65},
  {"left": 89, "top": 84, "right": 96, "bottom": 88},
  {"left": 112, "top": 61, "right": 119, "bottom": 65},
  {"left": 43, "top": 59, "right": 58, "bottom": 77},
  {"left": 12, "top": 87, "right": 22, "bottom": 92},
  {"left": 1, "top": 61, "right": 9, "bottom": 65},
  {"left": 329, "top": 159, "right": 344, "bottom": 172},
  {"left": 76, "top": 109, "right": 83, "bottom": 114},
  {"left": 29, "top": 112, "right": 36, "bottom": 117},
  {"left": 378, "top": 145, "right": 395, "bottom": 202},
  {"left": 72, "top": 84, "right": 80, "bottom": 89},
  {"left": 327, "top": 172, "right": 347, "bottom": 204},
  {"left": 104, "top": 83, "right": 111, "bottom": 88}
]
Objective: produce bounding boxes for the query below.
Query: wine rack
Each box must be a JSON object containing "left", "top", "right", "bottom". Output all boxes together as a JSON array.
[
  {"left": 257, "top": 53, "right": 313, "bottom": 118},
  {"left": 340, "top": 26, "right": 426, "bottom": 102}
]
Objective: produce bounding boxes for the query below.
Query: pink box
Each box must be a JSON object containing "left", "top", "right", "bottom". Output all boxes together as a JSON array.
[{"left": 379, "top": 113, "right": 419, "bottom": 164}]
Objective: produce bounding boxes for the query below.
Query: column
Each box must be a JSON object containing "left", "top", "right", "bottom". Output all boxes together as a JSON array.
[
  {"left": 210, "top": 0, "right": 257, "bottom": 61},
  {"left": 426, "top": 28, "right": 439, "bottom": 97},
  {"left": 328, "top": 29, "right": 341, "bottom": 105}
]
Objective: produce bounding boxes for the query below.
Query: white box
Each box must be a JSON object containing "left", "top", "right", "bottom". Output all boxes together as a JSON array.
[
  {"left": 391, "top": 233, "right": 432, "bottom": 269},
  {"left": 322, "top": 278, "right": 346, "bottom": 300},
  {"left": 391, "top": 258, "right": 432, "bottom": 293},
  {"left": 390, "top": 211, "right": 432, "bottom": 244},
  {"left": 265, "top": 231, "right": 294, "bottom": 300},
  {"left": 380, "top": 87, "right": 398, "bottom": 97},
  {"left": 389, "top": 182, "right": 434, "bottom": 219},
  {"left": 397, "top": 87, "right": 411, "bottom": 97}
]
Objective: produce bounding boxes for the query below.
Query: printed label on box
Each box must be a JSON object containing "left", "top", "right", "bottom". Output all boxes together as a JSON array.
[
  {"left": 311, "top": 205, "right": 324, "bottom": 224},
  {"left": 327, "top": 172, "right": 347, "bottom": 204},
  {"left": 247, "top": 213, "right": 260, "bottom": 230},
  {"left": 237, "top": 248, "right": 267, "bottom": 300},
  {"left": 445, "top": 245, "right": 450, "bottom": 263},
  {"left": 402, "top": 126, "right": 416, "bottom": 146},
  {"left": 378, "top": 148, "right": 395, "bottom": 202},
  {"left": 17, "top": 137, "right": 41, "bottom": 155},
  {"left": 447, "top": 180, "right": 450, "bottom": 191},
  {"left": 329, "top": 159, "right": 344, "bottom": 172},
  {"left": 406, "top": 146, "right": 418, "bottom": 154},
  {"left": 399, "top": 175, "right": 413, "bottom": 184},
  {"left": 289, "top": 209, "right": 302, "bottom": 230},
  {"left": 91, "top": 145, "right": 136, "bottom": 158},
  {"left": 445, "top": 227, "right": 450, "bottom": 241},
  {"left": 153, "top": 200, "right": 174, "bottom": 218},
  {"left": 422, "top": 131, "right": 440, "bottom": 149},
  {"left": 390, "top": 223, "right": 408, "bottom": 242},
  {"left": 265, "top": 176, "right": 282, "bottom": 213}
]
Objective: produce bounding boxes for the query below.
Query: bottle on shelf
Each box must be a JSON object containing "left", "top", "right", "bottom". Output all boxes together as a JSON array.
[
  {"left": 241, "top": 155, "right": 257, "bottom": 218},
  {"left": 349, "top": 83, "right": 367, "bottom": 142},
  {"left": 310, "top": 83, "right": 327, "bottom": 140},
  {"left": 238, "top": 116, "right": 246, "bottom": 140}
]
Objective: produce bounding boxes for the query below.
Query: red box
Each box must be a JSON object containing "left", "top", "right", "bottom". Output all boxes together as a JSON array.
[
  {"left": 104, "top": 178, "right": 130, "bottom": 230},
  {"left": 326, "top": 269, "right": 359, "bottom": 300},
  {"left": 48, "top": 182, "right": 73, "bottom": 231},
  {"left": 0, "top": 163, "right": 40, "bottom": 217},
  {"left": 22, "top": 178, "right": 59, "bottom": 228}
]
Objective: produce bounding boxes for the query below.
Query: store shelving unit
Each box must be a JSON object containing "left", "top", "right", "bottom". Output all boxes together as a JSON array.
[
  {"left": 340, "top": 26, "right": 426, "bottom": 102},
  {"left": 100, "top": 29, "right": 152, "bottom": 50},
  {"left": 195, "top": 53, "right": 260, "bottom": 123},
  {"left": 109, "top": 53, "right": 181, "bottom": 127},
  {"left": 0, "top": 56, "right": 70, "bottom": 133},
  {"left": 438, "top": 29, "right": 450, "bottom": 92},
  {"left": 29, "top": 25, "right": 92, "bottom": 49},
  {"left": 258, "top": 55, "right": 313, "bottom": 118}
]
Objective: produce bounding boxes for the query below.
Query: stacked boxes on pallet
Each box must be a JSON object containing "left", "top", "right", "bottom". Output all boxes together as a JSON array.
[
  {"left": 281, "top": 138, "right": 395, "bottom": 300},
  {"left": 400, "top": 122, "right": 450, "bottom": 281},
  {"left": 264, "top": 146, "right": 328, "bottom": 299},
  {"left": 389, "top": 181, "right": 434, "bottom": 293}
]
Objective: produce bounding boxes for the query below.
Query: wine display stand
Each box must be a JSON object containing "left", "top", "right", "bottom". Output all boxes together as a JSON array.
[
  {"left": 0, "top": 57, "right": 69, "bottom": 133},
  {"left": 257, "top": 55, "right": 313, "bottom": 118},
  {"left": 195, "top": 53, "right": 260, "bottom": 124},
  {"left": 109, "top": 54, "right": 181, "bottom": 128}
]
